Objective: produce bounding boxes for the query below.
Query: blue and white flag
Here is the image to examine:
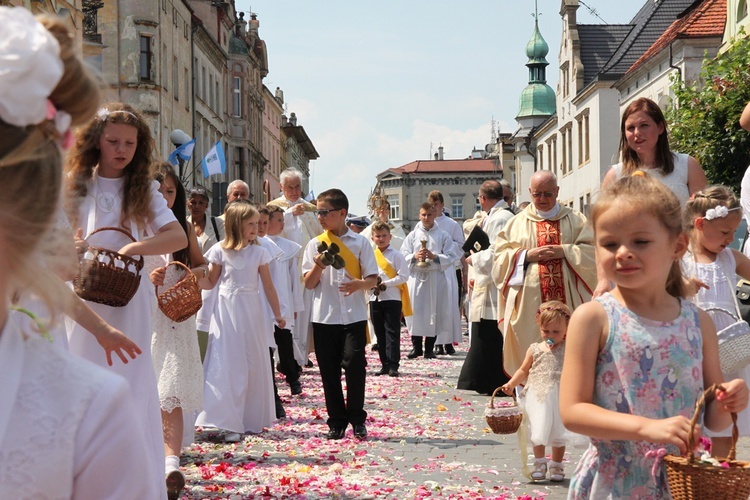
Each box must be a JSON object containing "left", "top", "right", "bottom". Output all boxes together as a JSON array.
[
  {"left": 201, "top": 141, "right": 226, "bottom": 177},
  {"left": 167, "top": 138, "right": 196, "bottom": 166}
]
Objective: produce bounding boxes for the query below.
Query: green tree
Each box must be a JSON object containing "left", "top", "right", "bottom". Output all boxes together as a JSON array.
[{"left": 668, "top": 34, "right": 750, "bottom": 191}]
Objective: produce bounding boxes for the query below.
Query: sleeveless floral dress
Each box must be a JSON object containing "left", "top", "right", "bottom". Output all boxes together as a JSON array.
[{"left": 568, "top": 293, "right": 704, "bottom": 499}]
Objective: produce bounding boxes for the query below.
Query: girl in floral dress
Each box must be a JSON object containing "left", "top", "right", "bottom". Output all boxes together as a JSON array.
[
  {"left": 682, "top": 186, "right": 750, "bottom": 459},
  {"left": 501, "top": 301, "right": 581, "bottom": 482},
  {"left": 560, "top": 174, "right": 748, "bottom": 499}
]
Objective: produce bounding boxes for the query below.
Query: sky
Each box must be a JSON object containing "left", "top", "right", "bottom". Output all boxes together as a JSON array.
[{"left": 236, "top": 1, "right": 643, "bottom": 215}]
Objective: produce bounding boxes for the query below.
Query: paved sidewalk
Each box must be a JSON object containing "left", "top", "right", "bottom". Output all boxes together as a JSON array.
[{"left": 180, "top": 327, "right": 750, "bottom": 499}]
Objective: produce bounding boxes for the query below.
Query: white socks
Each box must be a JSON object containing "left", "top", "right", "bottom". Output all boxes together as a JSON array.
[{"left": 165, "top": 455, "right": 180, "bottom": 474}]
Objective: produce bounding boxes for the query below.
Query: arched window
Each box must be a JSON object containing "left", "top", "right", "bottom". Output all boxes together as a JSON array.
[{"left": 739, "top": 0, "right": 748, "bottom": 21}]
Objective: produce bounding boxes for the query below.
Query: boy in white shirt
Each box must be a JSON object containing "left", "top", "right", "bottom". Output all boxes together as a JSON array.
[
  {"left": 302, "top": 189, "right": 378, "bottom": 440},
  {"left": 369, "top": 222, "right": 410, "bottom": 377},
  {"left": 266, "top": 205, "right": 304, "bottom": 395}
]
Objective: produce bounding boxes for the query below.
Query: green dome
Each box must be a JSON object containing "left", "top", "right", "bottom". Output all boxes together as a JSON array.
[
  {"left": 525, "top": 21, "right": 549, "bottom": 63},
  {"left": 228, "top": 34, "right": 249, "bottom": 55},
  {"left": 517, "top": 83, "right": 556, "bottom": 118}
]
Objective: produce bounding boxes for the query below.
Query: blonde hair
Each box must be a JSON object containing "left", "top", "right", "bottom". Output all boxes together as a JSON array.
[
  {"left": 65, "top": 102, "right": 156, "bottom": 229},
  {"left": 222, "top": 200, "right": 259, "bottom": 250},
  {"left": 0, "top": 14, "right": 100, "bottom": 317},
  {"left": 684, "top": 185, "right": 741, "bottom": 232},
  {"left": 536, "top": 300, "right": 572, "bottom": 327},
  {"left": 592, "top": 173, "right": 687, "bottom": 298}
]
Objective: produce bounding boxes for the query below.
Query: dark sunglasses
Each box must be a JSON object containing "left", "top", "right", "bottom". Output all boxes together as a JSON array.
[{"left": 315, "top": 208, "right": 343, "bottom": 217}]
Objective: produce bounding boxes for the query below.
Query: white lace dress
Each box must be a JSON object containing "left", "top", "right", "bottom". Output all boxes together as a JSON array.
[
  {"left": 147, "top": 255, "right": 204, "bottom": 414},
  {"left": 0, "top": 310, "right": 161, "bottom": 499},
  {"left": 686, "top": 248, "right": 750, "bottom": 436},
  {"left": 519, "top": 341, "right": 584, "bottom": 447}
]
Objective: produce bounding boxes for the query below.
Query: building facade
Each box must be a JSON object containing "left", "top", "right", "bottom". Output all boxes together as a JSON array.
[
  {"left": 280, "top": 112, "right": 319, "bottom": 196},
  {"left": 262, "top": 86, "right": 285, "bottom": 201},
  {"left": 374, "top": 157, "right": 503, "bottom": 232}
]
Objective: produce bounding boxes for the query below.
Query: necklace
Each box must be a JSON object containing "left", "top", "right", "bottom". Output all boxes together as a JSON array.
[{"left": 95, "top": 170, "right": 118, "bottom": 213}]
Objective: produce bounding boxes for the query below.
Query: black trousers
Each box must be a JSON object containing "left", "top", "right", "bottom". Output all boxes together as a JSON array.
[
  {"left": 312, "top": 321, "right": 368, "bottom": 428},
  {"left": 274, "top": 326, "right": 300, "bottom": 383},
  {"left": 370, "top": 300, "right": 401, "bottom": 370}
]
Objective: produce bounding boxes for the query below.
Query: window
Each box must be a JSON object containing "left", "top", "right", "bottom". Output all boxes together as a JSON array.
[
  {"left": 583, "top": 113, "right": 589, "bottom": 162},
  {"left": 561, "top": 62, "right": 569, "bottom": 98},
  {"left": 387, "top": 195, "right": 400, "bottom": 220},
  {"left": 139, "top": 35, "right": 152, "bottom": 81},
  {"left": 233, "top": 77, "right": 242, "bottom": 117},
  {"left": 162, "top": 44, "right": 167, "bottom": 89},
  {"left": 536, "top": 144, "right": 544, "bottom": 170},
  {"left": 201, "top": 66, "right": 206, "bottom": 102},
  {"left": 173, "top": 57, "right": 179, "bottom": 100},
  {"left": 552, "top": 137, "right": 557, "bottom": 175},
  {"left": 740, "top": 0, "right": 748, "bottom": 20},
  {"left": 560, "top": 129, "right": 567, "bottom": 175},
  {"left": 215, "top": 80, "right": 220, "bottom": 114},
  {"left": 209, "top": 74, "right": 214, "bottom": 109},
  {"left": 567, "top": 125, "right": 573, "bottom": 174},
  {"left": 184, "top": 68, "right": 190, "bottom": 109},
  {"left": 451, "top": 196, "right": 464, "bottom": 219},
  {"left": 474, "top": 193, "right": 481, "bottom": 214}
]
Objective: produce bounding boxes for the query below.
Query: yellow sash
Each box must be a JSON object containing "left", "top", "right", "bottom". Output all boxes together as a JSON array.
[
  {"left": 317, "top": 231, "right": 361, "bottom": 279},
  {"left": 375, "top": 247, "right": 413, "bottom": 317}
]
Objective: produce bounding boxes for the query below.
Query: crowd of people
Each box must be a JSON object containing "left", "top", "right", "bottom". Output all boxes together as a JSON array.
[{"left": 5, "top": 7, "right": 750, "bottom": 500}]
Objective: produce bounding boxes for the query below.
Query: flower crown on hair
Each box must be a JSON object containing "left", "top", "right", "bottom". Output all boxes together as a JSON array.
[
  {"left": 536, "top": 303, "right": 571, "bottom": 319},
  {"left": 704, "top": 205, "right": 741, "bottom": 221},
  {"left": 96, "top": 107, "right": 139, "bottom": 122}
]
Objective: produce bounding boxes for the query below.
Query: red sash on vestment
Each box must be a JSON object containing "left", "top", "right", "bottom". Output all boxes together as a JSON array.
[{"left": 536, "top": 219, "right": 566, "bottom": 303}]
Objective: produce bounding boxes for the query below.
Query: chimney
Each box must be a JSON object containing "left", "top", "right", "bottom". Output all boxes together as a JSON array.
[
  {"left": 249, "top": 13, "right": 259, "bottom": 36},
  {"left": 275, "top": 86, "right": 284, "bottom": 104},
  {"left": 281, "top": 114, "right": 288, "bottom": 126},
  {"left": 434, "top": 153, "right": 439, "bottom": 160},
  {"left": 438, "top": 146, "right": 444, "bottom": 160}
]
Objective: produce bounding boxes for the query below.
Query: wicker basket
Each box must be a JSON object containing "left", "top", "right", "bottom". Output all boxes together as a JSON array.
[
  {"left": 664, "top": 384, "right": 750, "bottom": 500},
  {"left": 156, "top": 261, "right": 202, "bottom": 323},
  {"left": 717, "top": 321, "right": 750, "bottom": 374},
  {"left": 485, "top": 387, "right": 523, "bottom": 434},
  {"left": 73, "top": 227, "right": 143, "bottom": 307}
]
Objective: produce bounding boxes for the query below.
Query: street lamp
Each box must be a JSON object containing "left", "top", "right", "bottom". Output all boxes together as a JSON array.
[{"left": 170, "top": 129, "right": 192, "bottom": 180}]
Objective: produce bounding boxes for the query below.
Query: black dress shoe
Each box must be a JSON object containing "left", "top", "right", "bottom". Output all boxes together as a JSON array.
[
  {"left": 424, "top": 351, "right": 437, "bottom": 359},
  {"left": 374, "top": 367, "right": 389, "bottom": 376},
  {"left": 388, "top": 368, "right": 400, "bottom": 377},
  {"left": 406, "top": 349, "right": 423, "bottom": 359},
  {"left": 275, "top": 399, "right": 287, "bottom": 419},
  {"left": 305, "top": 358, "right": 314, "bottom": 368},
  {"left": 371, "top": 343, "right": 379, "bottom": 352},
  {"left": 435, "top": 345, "right": 445, "bottom": 355},
  {"left": 445, "top": 344, "right": 456, "bottom": 355},
  {"left": 289, "top": 380, "right": 302, "bottom": 395},
  {"left": 353, "top": 424, "right": 367, "bottom": 440},
  {"left": 326, "top": 427, "right": 346, "bottom": 440}
]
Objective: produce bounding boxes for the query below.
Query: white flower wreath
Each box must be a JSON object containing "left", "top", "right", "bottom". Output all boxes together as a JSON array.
[
  {"left": 704, "top": 205, "right": 740, "bottom": 221},
  {"left": 0, "top": 7, "right": 63, "bottom": 128}
]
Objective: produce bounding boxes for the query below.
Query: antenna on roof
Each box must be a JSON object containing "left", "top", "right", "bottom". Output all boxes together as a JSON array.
[
  {"left": 491, "top": 117, "right": 497, "bottom": 143},
  {"left": 579, "top": 0, "right": 608, "bottom": 24}
]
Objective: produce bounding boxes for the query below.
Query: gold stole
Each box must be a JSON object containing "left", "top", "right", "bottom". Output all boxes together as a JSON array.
[
  {"left": 375, "top": 248, "right": 413, "bottom": 317},
  {"left": 317, "top": 231, "right": 362, "bottom": 279},
  {"left": 535, "top": 219, "right": 566, "bottom": 303}
]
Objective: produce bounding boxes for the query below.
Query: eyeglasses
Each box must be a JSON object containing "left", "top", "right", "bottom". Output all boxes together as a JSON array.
[
  {"left": 190, "top": 187, "right": 208, "bottom": 196},
  {"left": 315, "top": 208, "right": 343, "bottom": 217},
  {"left": 530, "top": 191, "right": 556, "bottom": 199}
]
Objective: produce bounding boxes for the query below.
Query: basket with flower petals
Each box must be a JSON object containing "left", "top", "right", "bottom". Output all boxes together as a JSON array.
[
  {"left": 664, "top": 384, "right": 750, "bottom": 500},
  {"left": 485, "top": 387, "right": 523, "bottom": 434}
]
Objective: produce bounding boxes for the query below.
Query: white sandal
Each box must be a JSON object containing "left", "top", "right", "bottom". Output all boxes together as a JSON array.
[
  {"left": 549, "top": 461, "right": 565, "bottom": 482},
  {"left": 531, "top": 458, "right": 547, "bottom": 481}
]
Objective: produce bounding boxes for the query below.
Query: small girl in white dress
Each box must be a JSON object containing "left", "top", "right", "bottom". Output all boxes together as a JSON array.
[
  {"left": 501, "top": 301, "right": 580, "bottom": 482},
  {"left": 683, "top": 185, "right": 750, "bottom": 458},
  {"left": 196, "top": 201, "right": 285, "bottom": 441}
]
